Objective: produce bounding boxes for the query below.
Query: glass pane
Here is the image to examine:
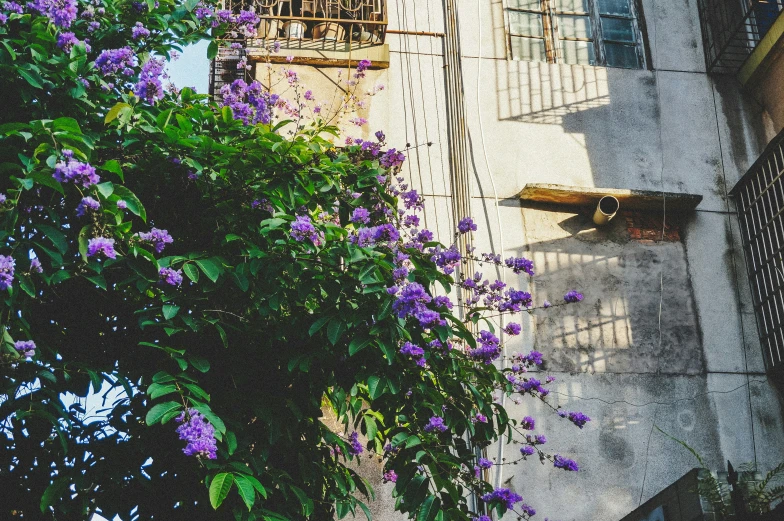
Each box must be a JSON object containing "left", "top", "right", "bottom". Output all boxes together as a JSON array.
[
  {"left": 554, "top": 0, "right": 589, "bottom": 13},
  {"left": 560, "top": 39, "right": 596, "bottom": 64},
  {"left": 558, "top": 15, "right": 592, "bottom": 38},
  {"left": 604, "top": 42, "right": 640, "bottom": 68},
  {"left": 597, "top": 0, "right": 632, "bottom": 15},
  {"left": 602, "top": 17, "right": 636, "bottom": 42},
  {"left": 510, "top": 36, "right": 547, "bottom": 62},
  {"left": 509, "top": 11, "right": 543, "bottom": 36},
  {"left": 508, "top": 0, "right": 544, "bottom": 10}
]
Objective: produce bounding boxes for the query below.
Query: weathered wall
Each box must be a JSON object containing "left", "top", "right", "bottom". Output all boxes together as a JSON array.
[
  {"left": 747, "top": 49, "right": 784, "bottom": 131},
  {"left": 261, "top": 0, "right": 784, "bottom": 519}
]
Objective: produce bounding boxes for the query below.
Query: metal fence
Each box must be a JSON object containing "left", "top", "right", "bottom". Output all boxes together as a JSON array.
[
  {"left": 731, "top": 129, "right": 784, "bottom": 375},
  {"left": 697, "top": 0, "right": 783, "bottom": 73}
]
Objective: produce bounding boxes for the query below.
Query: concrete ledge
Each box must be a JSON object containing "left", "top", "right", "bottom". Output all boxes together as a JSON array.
[
  {"left": 738, "top": 12, "right": 784, "bottom": 86},
  {"left": 247, "top": 43, "right": 389, "bottom": 69},
  {"left": 518, "top": 183, "right": 702, "bottom": 212}
]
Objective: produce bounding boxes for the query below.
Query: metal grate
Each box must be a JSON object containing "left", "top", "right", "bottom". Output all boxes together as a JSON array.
[
  {"left": 731, "top": 129, "right": 784, "bottom": 374},
  {"left": 209, "top": 45, "right": 249, "bottom": 102},
  {"left": 697, "top": 0, "right": 783, "bottom": 74}
]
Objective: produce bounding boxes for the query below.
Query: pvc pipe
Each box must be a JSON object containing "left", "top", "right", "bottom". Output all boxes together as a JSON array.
[{"left": 593, "top": 195, "right": 619, "bottom": 226}]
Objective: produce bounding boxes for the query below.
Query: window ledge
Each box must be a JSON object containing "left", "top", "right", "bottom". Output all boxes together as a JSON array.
[
  {"left": 518, "top": 183, "right": 702, "bottom": 212},
  {"left": 247, "top": 44, "right": 389, "bottom": 69}
]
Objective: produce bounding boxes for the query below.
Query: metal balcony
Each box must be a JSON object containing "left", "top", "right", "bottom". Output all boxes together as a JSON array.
[
  {"left": 221, "top": 0, "right": 387, "bottom": 51},
  {"left": 697, "top": 0, "right": 783, "bottom": 73}
]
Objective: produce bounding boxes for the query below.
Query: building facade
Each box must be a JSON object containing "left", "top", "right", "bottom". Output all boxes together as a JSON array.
[{"left": 213, "top": 0, "right": 784, "bottom": 519}]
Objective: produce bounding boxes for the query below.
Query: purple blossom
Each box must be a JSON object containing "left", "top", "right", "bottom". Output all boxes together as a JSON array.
[
  {"left": 176, "top": 409, "right": 218, "bottom": 459},
  {"left": 0, "top": 255, "right": 14, "bottom": 290},
  {"left": 33, "top": 0, "right": 77, "bottom": 27},
  {"left": 392, "top": 282, "right": 431, "bottom": 319},
  {"left": 543, "top": 300, "right": 551, "bottom": 308},
  {"left": 347, "top": 431, "right": 363, "bottom": 455},
  {"left": 134, "top": 58, "right": 165, "bottom": 104},
  {"left": 290, "top": 215, "right": 321, "bottom": 245},
  {"left": 534, "top": 434, "right": 546, "bottom": 444},
  {"left": 220, "top": 79, "right": 278, "bottom": 125},
  {"left": 375, "top": 130, "right": 385, "bottom": 142},
  {"left": 76, "top": 196, "right": 100, "bottom": 217},
  {"left": 521, "top": 416, "right": 535, "bottom": 430},
  {"left": 30, "top": 258, "right": 42, "bottom": 274},
  {"left": 524, "top": 350, "right": 543, "bottom": 365},
  {"left": 87, "top": 237, "right": 116, "bottom": 259},
  {"left": 481, "top": 488, "right": 523, "bottom": 510},
  {"left": 400, "top": 341, "right": 425, "bottom": 366},
  {"left": 117, "top": 200, "right": 127, "bottom": 210},
  {"left": 351, "top": 207, "right": 370, "bottom": 224},
  {"left": 56, "top": 31, "right": 88, "bottom": 53},
  {"left": 474, "top": 413, "right": 488, "bottom": 423},
  {"left": 503, "top": 322, "right": 521, "bottom": 335},
  {"left": 553, "top": 454, "right": 579, "bottom": 471},
  {"left": 132, "top": 22, "right": 150, "bottom": 39},
  {"left": 564, "top": 290, "right": 583, "bottom": 303},
  {"left": 53, "top": 158, "right": 100, "bottom": 187},
  {"left": 382, "top": 470, "right": 397, "bottom": 483},
  {"left": 505, "top": 256, "right": 535, "bottom": 276},
  {"left": 356, "top": 59, "right": 372, "bottom": 72},
  {"left": 474, "top": 517, "right": 491, "bottom": 521},
  {"left": 14, "top": 340, "right": 35, "bottom": 358},
  {"left": 564, "top": 411, "right": 591, "bottom": 428},
  {"left": 0, "top": 13, "right": 7, "bottom": 24},
  {"left": 400, "top": 190, "right": 424, "bottom": 211},
  {"left": 433, "top": 295, "right": 453, "bottom": 309},
  {"left": 95, "top": 47, "right": 137, "bottom": 77},
  {"left": 458, "top": 217, "right": 477, "bottom": 233},
  {"left": 424, "top": 416, "right": 447, "bottom": 433},
  {"left": 137, "top": 228, "right": 173, "bottom": 254},
  {"left": 429, "top": 245, "right": 461, "bottom": 275},
  {"left": 159, "top": 267, "right": 183, "bottom": 286},
  {"left": 380, "top": 148, "right": 405, "bottom": 169},
  {"left": 520, "top": 446, "right": 535, "bottom": 456},
  {"left": 468, "top": 330, "right": 501, "bottom": 364},
  {"left": 3, "top": 2, "right": 22, "bottom": 14}
]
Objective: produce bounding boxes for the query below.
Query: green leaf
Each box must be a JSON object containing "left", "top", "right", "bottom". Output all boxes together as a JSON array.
[
  {"left": 195, "top": 258, "right": 221, "bottom": 282},
  {"left": 226, "top": 431, "right": 237, "bottom": 455},
  {"left": 364, "top": 415, "right": 378, "bottom": 441},
  {"left": 52, "top": 117, "right": 81, "bottom": 134},
  {"left": 145, "top": 401, "right": 181, "bottom": 426},
  {"left": 183, "top": 263, "right": 199, "bottom": 282},
  {"left": 234, "top": 474, "right": 256, "bottom": 511},
  {"left": 193, "top": 404, "right": 226, "bottom": 434},
  {"left": 100, "top": 160, "right": 124, "bottom": 181},
  {"left": 207, "top": 40, "right": 218, "bottom": 60},
  {"left": 242, "top": 474, "right": 267, "bottom": 498},
  {"left": 96, "top": 181, "right": 114, "bottom": 198},
  {"left": 36, "top": 224, "right": 67, "bottom": 255},
  {"left": 209, "top": 473, "right": 234, "bottom": 510},
  {"left": 148, "top": 383, "right": 178, "bottom": 400},
  {"left": 40, "top": 477, "right": 69, "bottom": 512},
  {"left": 291, "top": 486, "right": 314, "bottom": 516},
  {"left": 308, "top": 315, "right": 331, "bottom": 336},
  {"left": 163, "top": 304, "right": 180, "bottom": 320},
  {"left": 327, "top": 319, "right": 345, "bottom": 345},
  {"left": 405, "top": 435, "right": 421, "bottom": 449},
  {"left": 112, "top": 185, "right": 146, "bottom": 221},
  {"left": 349, "top": 334, "right": 371, "bottom": 356},
  {"left": 77, "top": 225, "right": 90, "bottom": 262},
  {"left": 105, "top": 102, "right": 132, "bottom": 124},
  {"left": 367, "top": 376, "right": 385, "bottom": 400},
  {"left": 416, "top": 496, "right": 440, "bottom": 521},
  {"left": 18, "top": 68, "right": 43, "bottom": 89},
  {"left": 189, "top": 356, "right": 210, "bottom": 372}
]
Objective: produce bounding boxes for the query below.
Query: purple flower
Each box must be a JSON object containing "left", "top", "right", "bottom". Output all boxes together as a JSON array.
[
  {"left": 429, "top": 245, "right": 461, "bottom": 275},
  {"left": 87, "top": 237, "right": 116, "bottom": 259},
  {"left": 521, "top": 416, "right": 535, "bottom": 430},
  {"left": 505, "top": 256, "right": 535, "bottom": 276},
  {"left": 351, "top": 207, "right": 370, "bottom": 224},
  {"left": 474, "top": 516, "right": 491, "bottom": 521},
  {"left": 424, "top": 416, "right": 447, "bottom": 433},
  {"left": 503, "top": 322, "right": 521, "bottom": 335},
  {"left": 400, "top": 341, "right": 425, "bottom": 366},
  {"left": 53, "top": 158, "right": 100, "bottom": 187},
  {"left": 137, "top": 228, "right": 173, "bottom": 253},
  {"left": 392, "top": 282, "right": 431, "bottom": 318},
  {"left": 117, "top": 200, "right": 127, "bottom": 210},
  {"left": 3, "top": 2, "right": 22, "bottom": 14},
  {"left": 400, "top": 190, "right": 423, "bottom": 211},
  {"left": 474, "top": 413, "right": 487, "bottom": 423},
  {"left": 564, "top": 290, "right": 583, "bottom": 303},
  {"left": 382, "top": 470, "right": 397, "bottom": 483},
  {"left": 347, "top": 431, "right": 363, "bottom": 455},
  {"left": 524, "top": 350, "right": 543, "bottom": 365},
  {"left": 565, "top": 411, "right": 591, "bottom": 429},
  {"left": 458, "top": 217, "right": 477, "bottom": 233},
  {"left": 56, "top": 32, "right": 83, "bottom": 53},
  {"left": 76, "top": 196, "right": 100, "bottom": 217},
  {"left": 0, "top": 255, "right": 14, "bottom": 290},
  {"left": 33, "top": 0, "right": 77, "bottom": 27},
  {"left": 534, "top": 434, "right": 546, "bottom": 444},
  {"left": 159, "top": 267, "right": 183, "bottom": 286},
  {"left": 134, "top": 58, "right": 165, "bottom": 104},
  {"left": 520, "top": 446, "right": 535, "bottom": 456},
  {"left": 132, "top": 21, "right": 150, "bottom": 39},
  {"left": 356, "top": 59, "right": 372, "bottom": 72},
  {"left": 0, "top": 13, "right": 7, "bottom": 24},
  {"left": 30, "top": 258, "right": 42, "bottom": 274},
  {"left": 176, "top": 409, "right": 218, "bottom": 459},
  {"left": 290, "top": 215, "right": 321, "bottom": 245},
  {"left": 14, "top": 340, "right": 35, "bottom": 358},
  {"left": 375, "top": 130, "right": 385, "bottom": 142},
  {"left": 543, "top": 300, "right": 551, "bottom": 308},
  {"left": 380, "top": 148, "right": 405, "bottom": 169},
  {"left": 553, "top": 454, "right": 579, "bottom": 471},
  {"left": 481, "top": 488, "right": 523, "bottom": 510},
  {"left": 95, "top": 47, "right": 137, "bottom": 77},
  {"left": 468, "top": 330, "right": 501, "bottom": 364},
  {"left": 433, "top": 295, "right": 453, "bottom": 309},
  {"left": 304, "top": 90, "right": 314, "bottom": 100}
]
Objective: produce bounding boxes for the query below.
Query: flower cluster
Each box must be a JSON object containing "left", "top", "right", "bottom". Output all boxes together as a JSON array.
[
  {"left": 30, "top": 0, "right": 77, "bottom": 28},
  {"left": 0, "top": 255, "right": 14, "bottom": 290},
  {"left": 219, "top": 79, "right": 279, "bottom": 126},
  {"left": 87, "top": 237, "right": 116, "bottom": 259},
  {"left": 175, "top": 409, "right": 218, "bottom": 460},
  {"left": 553, "top": 454, "right": 579, "bottom": 471},
  {"left": 159, "top": 267, "right": 183, "bottom": 286},
  {"left": 481, "top": 488, "right": 523, "bottom": 510},
  {"left": 56, "top": 31, "right": 89, "bottom": 53},
  {"left": 132, "top": 22, "right": 150, "bottom": 40},
  {"left": 349, "top": 223, "right": 400, "bottom": 248},
  {"left": 473, "top": 457, "right": 493, "bottom": 478},
  {"left": 468, "top": 330, "right": 502, "bottom": 364},
  {"left": 559, "top": 410, "right": 591, "bottom": 429},
  {"left": 14, "top": 340, "right": 35, "bottom": 358},
  {"left": 399, "top": 341, "right": 425, "bottom": 367},
  {"left": 136, "top": 228, "right": 173, "bottom": 254},
  {"left": 95, "top": 47, "right": 137, "bottom": 86},
  {"left": 134, "top": 58, "right": 165, "bottom": 104},
  {"left": 424, "top": 416, "right": 447, "bottom": 433},
  {"left": 347, "top": 432, "right": 363, "bottom": 455},
  {"left": 76, "top": 196, "right": 100, "bottom": 217},
  {"left": 458, "top": 217, "right": 477, "bottom": 234},
  {"left": 290, "top": 215, "right": 322, "bottom": 245},
  {"left": 564, "top": 290, "right": 584, "bottom": 303},
  {"left": 53, "top": 156, "right": 99, "bottom": 187},
  {"left": 382, "top": 470, "right": 397, "bottom": 483}
]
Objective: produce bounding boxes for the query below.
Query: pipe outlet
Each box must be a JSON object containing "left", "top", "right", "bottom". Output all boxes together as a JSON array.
[{"left": 593, "top": 195, "right": 619, "bottom": 226}]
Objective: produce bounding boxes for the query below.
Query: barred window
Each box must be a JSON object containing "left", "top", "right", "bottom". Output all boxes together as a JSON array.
[{"left": 505, "top": 0, "right": 647, "bottom": 69}]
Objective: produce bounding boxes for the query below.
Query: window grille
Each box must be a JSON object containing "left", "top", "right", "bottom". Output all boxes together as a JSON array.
[
  {"left": 504, "top": 0, "right": 647, "bottom": 69},
  {"left": 731, "top": 129, "right": 784, "bottom": 374},
  {"left": 697, "top": 0, "right": 784, "bottom": 74}
]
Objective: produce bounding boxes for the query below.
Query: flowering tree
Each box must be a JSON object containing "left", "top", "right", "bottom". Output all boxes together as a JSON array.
[{"left": 0, "top": 1, "right": 589, "bottom": 520}]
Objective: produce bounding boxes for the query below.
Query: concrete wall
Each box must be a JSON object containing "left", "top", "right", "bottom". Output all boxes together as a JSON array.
[{"left": 257, "top": 0, "right": 784, "bottom": 519}]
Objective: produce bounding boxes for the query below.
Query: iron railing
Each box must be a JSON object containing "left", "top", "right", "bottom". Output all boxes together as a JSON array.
[
  {"left": 697, "top": 0, "right": 783, "bottom": 73},
  {"left": 731, "top": 129, "right": 784, "bottom": 376},
  {"left": 221, "top": 0, "right": 387, "bottom": 50}
]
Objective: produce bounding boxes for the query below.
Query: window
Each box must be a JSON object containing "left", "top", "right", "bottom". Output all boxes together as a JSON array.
[{"left": 505, "top": 0, "right": 647, "bottom": 68}]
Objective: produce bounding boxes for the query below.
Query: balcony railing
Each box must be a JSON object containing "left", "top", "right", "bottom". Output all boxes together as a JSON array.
[
  {"left": 731, "top": 128, "right": 784, "bottom": 377},
  {"left": 220, "top": 0, "right": 387, "bottom": 51},
  {"left": 698, "top": 0, "right": 783, "bottom": 73}
]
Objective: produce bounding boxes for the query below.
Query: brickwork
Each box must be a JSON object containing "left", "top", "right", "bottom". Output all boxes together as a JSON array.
[{"left": 623, "top": 210, "right": 681, "bottom": 242}]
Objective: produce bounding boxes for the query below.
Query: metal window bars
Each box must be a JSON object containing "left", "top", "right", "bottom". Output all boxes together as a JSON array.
[
  {"left": 697, "top": 0, "right": 784, "bottom": 74},
  {"left": 219, "top": 0, "right": 387, "bottom": 51},
  {"left": 731, "top": 129, "right": 784, "bottom": 375}
]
